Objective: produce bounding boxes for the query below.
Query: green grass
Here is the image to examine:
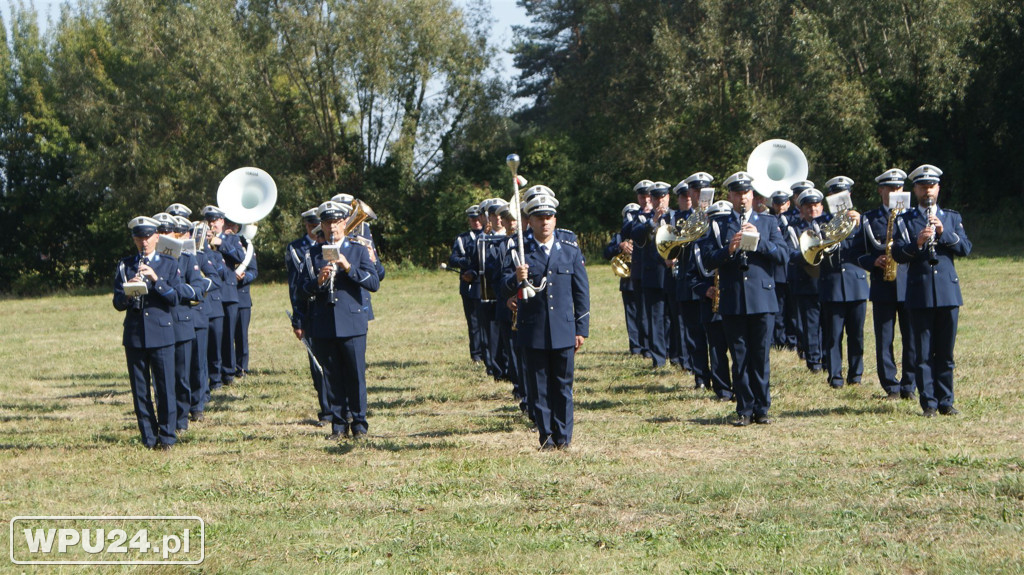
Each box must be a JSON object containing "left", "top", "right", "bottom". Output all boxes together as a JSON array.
[{"left": 1, "top": 256, "right": 1023, "bottom": 573}]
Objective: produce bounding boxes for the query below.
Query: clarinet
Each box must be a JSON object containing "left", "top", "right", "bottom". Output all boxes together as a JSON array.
[
  {"left": 923, "top": 198, "right": 938, "bottom": 266},
  {"left": 738, "top": 211, "right": 750, "bottom": 271}
]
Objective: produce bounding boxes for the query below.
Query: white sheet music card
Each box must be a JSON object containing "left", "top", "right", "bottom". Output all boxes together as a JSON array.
[
  {"left": 181, "top": 238, "right": 196, "bottom": 254},
  {"left": 739, "top": 231, "right": 760, "bottom": 252},
  {"left": 156, "top": 234, "right": 184, "bottom": 259},
  {"left": 322, "top": 244, "right": 341, "bottom": 262},
  {"left": 826, "top": 190, "right": 853, "bottom": 214},
  {"left": 699, "top": 188, "right": 715, "bottom": 209},
  {"left": 123, "top": 281, "right": 149, "bottom": 297},
  {"left": 889, "top": 191, "right": 911, "bottom": 211}
]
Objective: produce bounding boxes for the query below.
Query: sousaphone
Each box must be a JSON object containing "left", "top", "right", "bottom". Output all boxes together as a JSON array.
[
  {"left": 217, "top": 167, "right": 278, "bottom": 240},
  {"left": 746, "top": 139, "right": 808, "bottom": 199}
]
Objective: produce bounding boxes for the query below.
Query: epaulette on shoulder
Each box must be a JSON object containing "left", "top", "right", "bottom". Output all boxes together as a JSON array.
[
  {"left": 944, "top": 208, "right": 960, "bottom": 215},
  {"left": 556, "top": 228, "right": 578, "bottom": 240}
]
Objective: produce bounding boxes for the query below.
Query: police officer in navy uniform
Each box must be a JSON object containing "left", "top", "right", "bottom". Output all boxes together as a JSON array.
[
  {"left": 503, "top": 193, "right": 590, "bottom": 450},
  {"left": 893, "top": 164, "right": 971, "bottom": 417},
  {"left": 113, "top": 216, "right": 183, "bottom": 450},
  {"left": 699, "top": 172, "right": 789, "bottom": 426},
  {"left": 173, "top": 215, "right": 218, "bottom": 422},
  {"left": 817, "top": 176, "right": 868, "bottom": 388},
  {"left": 859, "top": 169, "right": 918, "bottom": 400},
  {"left": 288, "top": 208, "right": 331, "bottom": 425},
  {"left": 331, "top": 193, "right": 385, "bottom": 323},
  {"left": 787, "top": 189, "right": 827, "bottom": 372},
  {"left": 675, "top": 173, "right": 715, "bottom": 389},
  {"left": 299, "top": 201, "right": 381, "bottom": 438},
  {"left": 626, "top": 180, "right": 654, "bottom": 357},
  {"left": 202, "top": 205, "right": 246, "bottom": 386},
  {"left": 152, "top": 212, "right": 205, "bottom": 434},
  {"left": 693, "top": 200, "right": 735, "bottom": 401},
  {"left": 627, "top": 181, "right": 673, "bottom": 368},
  {"left": 230, "top": 225, "right": 258, "bottom": 378},
  {"left": 603, "top": 203, "right": 641, "bottom": 355},
  {"left": 768, "top": 190, "right": 798, "bottom": 350},
  {"left": 449, "top": 204, "right": 486, "bottom": 363}
]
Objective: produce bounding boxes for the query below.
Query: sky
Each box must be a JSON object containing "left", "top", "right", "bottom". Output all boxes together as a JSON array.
[{"left": 10, "top": 0, "right": 531, "bottom": 77}]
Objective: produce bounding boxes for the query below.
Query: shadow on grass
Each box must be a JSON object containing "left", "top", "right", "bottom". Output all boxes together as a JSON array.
[
  {"left": 59, "top": 389, "right": 127, "bottom": 400},
  {"left": 778, "top": 404, "right": 896, "bottom": 418},
  {"left": 0, "top": 402, "right": 70, "bottom": 413},
  {"left": 324, "top": 438, "right": 458, "bottom": 454},
  {"left": 369, "top": 396, "right": 428, "bottom": 410},
  {"left": 33, "top": 372, "right": 126, "bottom": 383},
  {"left": 371, "top": 360, "right": 429, "bottom": 370},
  {"left": 609, "top": 383, "right": 680, "bottom": 395},
  {"left": 575, "top": 399, "right": 624, "bottom": 411}
]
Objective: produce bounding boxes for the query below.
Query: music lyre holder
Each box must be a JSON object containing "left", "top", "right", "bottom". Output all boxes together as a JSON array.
[{"left": 507, "top": 153, "right": 546, "bottom": 299}]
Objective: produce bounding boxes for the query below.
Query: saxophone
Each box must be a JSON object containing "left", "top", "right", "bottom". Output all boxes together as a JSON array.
[
  {"left": 711, "top": 270, "right": 720, "bottom": 314},
  {"left": 882, "top": 206, "right": 901, "bottom": 281}
]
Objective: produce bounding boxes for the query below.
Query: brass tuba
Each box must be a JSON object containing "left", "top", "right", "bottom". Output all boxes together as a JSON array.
[
  {"left": 656, "top": 209, "right": 710, "bottom": 261},
  {"left": 611, "top": 252, "right": 632, "bottom": 278},
  {"left": 799, "top": 209, "right": 857, "bottom": 266}
]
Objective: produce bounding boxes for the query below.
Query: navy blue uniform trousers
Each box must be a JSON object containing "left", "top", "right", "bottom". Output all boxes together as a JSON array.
[
  {"left": 125, "top": 345, "right": 176, "bottom": 447},
  {"left": 523, "top": 346, "right": 575, "bottom": 447},
  {"left": 722, "top": 313, "right": 773, "bottom": 417}
]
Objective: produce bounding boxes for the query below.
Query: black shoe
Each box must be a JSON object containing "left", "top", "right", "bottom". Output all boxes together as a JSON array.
[
  {"left": 754, "top": 414, "right": 773, "bottom": 425},
  {"left": 714, "top": 395, "right": 732, "bottom": 402},
  {"left": 540, "top": 441, "right": 556, "bottom": 451},
  {"left": 809, "top": 366, "right": 822, "bottom": 374},
  {"left": 555, "top": 442, "right": 570, "bottom": 450},
  {"left": 901, "top": 391, "right": 917, "bottom": 400},
  {"left": 352, "top": 430, "right": 367, "bottom": 439},
  {"left": 189, "top": 412, "right": 198, "bottom": 422},
  {"left": 223, "top": 378, "right": 234, "bottom": 386},
  {"left": 155, "top": 443, "right": 173, "bottom": 451},
  {"left": 316, "top": 419, "right": 329, "bottom": 428},
  {"left": 939, "top": 406, "right": 960, "bottom": 416},
  {"left": 884, "top": 392, "right": 901, "bottom": 401},
  {"left": 732, "top": 415, "right": 752, "bottom": 427},
  {"left": 847, "top": 379, "right": 860, "bottom": 386},
  {"left": 922, "top": 408, "right": 937, "bottom": 418},
  {"left": 829, "top": 381, "right": 844, "bottom": 389},
  {"left": 326, "top": 432, "right": 342, "bottom": 440},
  {"left": 235, "top": 370, "right": 247, "bottom": 378}
]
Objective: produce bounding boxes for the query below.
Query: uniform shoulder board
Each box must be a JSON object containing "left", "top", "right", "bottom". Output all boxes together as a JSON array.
[
  {"left": 944, "top": 209, "right": 960, "bottom": 215},
  {"left": 558, "top": 238, "right": 579, "bottom": 248}
]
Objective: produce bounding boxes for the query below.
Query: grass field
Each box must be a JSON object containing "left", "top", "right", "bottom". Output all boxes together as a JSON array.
[{"left": 2, "top": 255, "right": 1023, "bottom": 574}]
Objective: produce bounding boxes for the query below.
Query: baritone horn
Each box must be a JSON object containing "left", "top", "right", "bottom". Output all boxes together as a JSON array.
[{"left": 343, "top": 199, "right": 377, "bottom": 243}]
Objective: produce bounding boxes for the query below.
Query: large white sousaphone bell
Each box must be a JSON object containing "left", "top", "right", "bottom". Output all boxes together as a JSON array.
[
  {"left": 746, "top": 139, "right": 808, "bottom": 198},
  {"left": 217, "top": 167, "right": 278, "bottom": 240}
]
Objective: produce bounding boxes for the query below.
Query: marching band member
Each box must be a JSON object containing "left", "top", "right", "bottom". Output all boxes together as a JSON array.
[
  {"left": 627, "top": 181, "right": 673, "bottom": 368},
  {"left": 449, "top": 205, "right": 485, "bottom": 363},
  {"left": 332, "top": 193, "right": 385, "bottom": 322},
  {"left": 627, "top": 180, "right": 654, "bottom": 358},
  {"left": 491, "top": 202, "right": 522, "bottom": 406},
  {"left": 298, "top": 201, "right": 380, "bottom": 439},
  {"left": 693, "top": 200, "right": 735, "bottom": 401},
  {"left": 818, "top": 177, "right": 867, "bottom": 389},
  {"left": 675, "top": 173, "right": 715, "bottom": 389},
  {"left": 228, "top": 220, "right": 258, "bottom": 379},
  {"left": 666, "top": 181, "right": 691, "bottom": 372},
  {"left": 288, "top": 207, "right": 331, "bottom": 425},
  {"left": 152, "top": 212, "right": 204, "bottom": 434},
  {"left": 893, "top": 164, "right": 971, "bottom": 417},
  {"left": 503, "top": 193, "right": 590, "bottom": 449},
  {"left": 113, "top": 216, "right": 183, "bottom": 450},
  {"left": 787, "top": 189, "right": 826, "bottom": 373},
  {"left": 603, "top": 203, "right": 641, "bottom": 355},
  {"left": 859, "top": 169, "right": 917, "bottom": 400},
  {"left": 768, "top": 190, "right": 799, "bottom": 351},
  {"left": 201, "top": 205, "right": 241, "bottom": 389},
  {"left": 172, "top": 214, "right": 219, "bottom": 422},
  {"left": 699, "top": 172, "right": 788, "bottom": 426}
]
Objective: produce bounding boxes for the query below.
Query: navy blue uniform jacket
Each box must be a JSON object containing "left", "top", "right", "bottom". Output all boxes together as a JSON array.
[
  {"left": 299, "top": 239, "right": 381, "bottom": 338},
  {"left": 892, "top": 207, "right": 971, "bottom": 308},
  {"left": 113, "top": 253, "right": 182, "bottom": 348},
  {"left": 501, "top": 236, "right": 590, "bottom": 350},
  {"left": 699, "top": 212, "right": 788, "bottom": 315}
]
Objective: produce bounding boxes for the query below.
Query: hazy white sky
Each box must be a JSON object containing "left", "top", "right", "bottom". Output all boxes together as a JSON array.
[{"left": 11, "top": 0, "right": 530, "bottom": 76}]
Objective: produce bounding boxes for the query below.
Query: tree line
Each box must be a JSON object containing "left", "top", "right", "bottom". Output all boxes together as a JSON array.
[{"left": 2, "top": 0, "right": 1020, "bottom": 293}]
